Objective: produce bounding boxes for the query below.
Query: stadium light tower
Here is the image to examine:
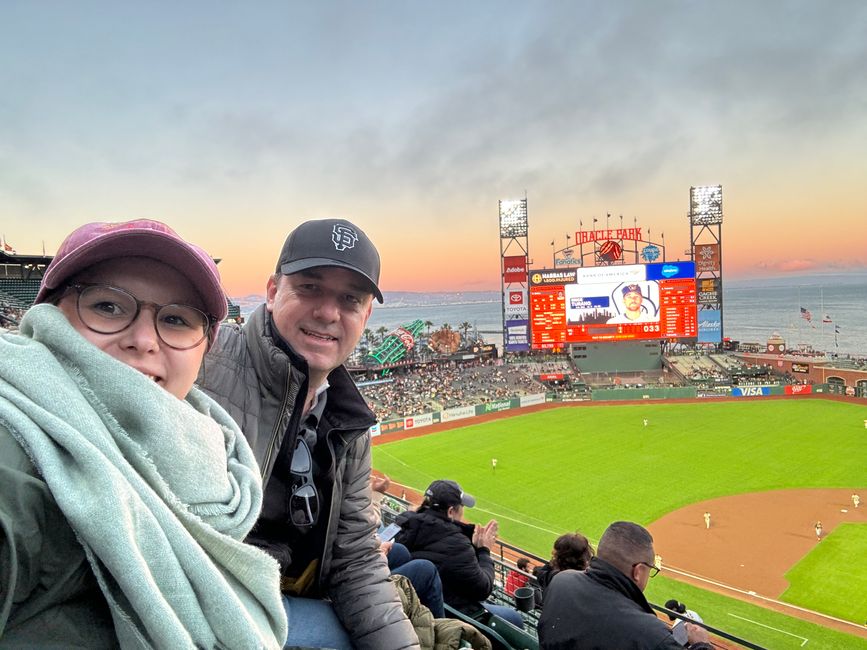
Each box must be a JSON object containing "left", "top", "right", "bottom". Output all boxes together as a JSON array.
[
  {"left": 689, "top": 185, "right": 724, "bottom": 346},
  {"left": 499, "top": 198, "right": 530, "bottom": 358}
]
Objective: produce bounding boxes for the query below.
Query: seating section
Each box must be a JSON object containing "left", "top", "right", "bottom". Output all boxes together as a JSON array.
[
  {"left": 0, "top": 278, "right": 41, "bottom": 306},
  {"left": 359, "top": 361, "right": 545, "bottom": 421}
]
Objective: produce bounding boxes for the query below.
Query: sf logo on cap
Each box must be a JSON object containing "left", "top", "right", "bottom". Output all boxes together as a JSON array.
[{"left": 332, "top": 224, "right": 358, "bottom": 251}]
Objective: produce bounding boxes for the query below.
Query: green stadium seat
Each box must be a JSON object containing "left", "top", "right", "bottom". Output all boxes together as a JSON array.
[
  {"left": 487, "top": 614, "right": 539, "bottom": 650},
  {"left": 444, "top": 603, "right": 539, "bottom": 650}
]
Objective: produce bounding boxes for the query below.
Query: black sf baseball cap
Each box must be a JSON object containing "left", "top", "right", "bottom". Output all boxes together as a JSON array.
[
  {"left": 276, "top": 218, "right": 383, "bottom": 303},
  {"left": 425, "top": 479, "right": 476, "bottom": 509}
]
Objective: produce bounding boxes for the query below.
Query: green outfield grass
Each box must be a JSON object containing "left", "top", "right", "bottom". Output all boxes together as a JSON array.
[
  {"left": 781, "top": 523, "right": 867, "bottom": 624},
  {"left": 372, "top": 399, "right": 867, "bottom": 648}
]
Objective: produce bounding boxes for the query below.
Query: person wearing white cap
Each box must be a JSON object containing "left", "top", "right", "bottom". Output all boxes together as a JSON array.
[
  {"left": 394, "top": 479, "right": 525, "bottom": 629},
  {"left": 0, "top": 220, "right": 285, "bottom": 648},
  {"left": 198, "top": 219, "right": 417, "bottom": 650}
]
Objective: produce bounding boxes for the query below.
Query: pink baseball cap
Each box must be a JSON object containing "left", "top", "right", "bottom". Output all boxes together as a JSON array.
[{"left": 37, "top": 219, "right": 227, "bottom": 339}]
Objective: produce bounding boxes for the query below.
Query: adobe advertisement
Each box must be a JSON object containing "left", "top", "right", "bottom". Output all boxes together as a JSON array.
[{"left": 529, "top": 262, "right": 697, "bottom": 348}]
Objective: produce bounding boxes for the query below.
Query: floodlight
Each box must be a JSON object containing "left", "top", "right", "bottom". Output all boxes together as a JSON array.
[
  {"left": 689, "top": 186, "right": 723, "bottom": 225},
  {"left": 499, "top": 199, "right": 528, "bottom": 237}
]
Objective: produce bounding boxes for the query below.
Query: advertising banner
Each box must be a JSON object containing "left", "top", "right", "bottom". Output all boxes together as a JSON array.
[
  {"left": 697, "top": 309, "right": 722, "bottom": 343},
  {"left": 503, "top": 255, "right": 528, "bottom": 283},
  {"left": 505, "top": 318, "right": 530, "bottom": 352},
  {"left": 380, "top": 420, "right": 405, "bottom": 434},
  {"left": 694, "top": 243, "right": 721, "bottom": 273},
  {"left": 529, "top": 268, "right": 578, "bottom": 287},
  {"left": 369, "top": 423, "right": 381, "bottom": 437},
  {"left": 441, "top": 405, "right": 476, "bottom": 422},
  {"left": 697, "top": 278, "right": 721, "bottom": 305},
  {"left": 504, "top": 289, "right": 528, "bottom": 318},
  {"left": 404, "top": 412, "right": 434, "bottom": 429},
  {"left": 785, "top": 384, "right": 813, "bottom": 395},
  {"left": 732, "top": 386, "right": 771, "bottom": 396},
  {"left": 476, "top": 399, "right": 517, "bottom": 415},
  {"left": 519, "top": 393, "right": 546, "bottom": 407},
  {"left": 539, "top": 373, "right": 565, "bottom": 381},
  {"left": 792, "top": 363, "right": 810, "bottom": 373}
]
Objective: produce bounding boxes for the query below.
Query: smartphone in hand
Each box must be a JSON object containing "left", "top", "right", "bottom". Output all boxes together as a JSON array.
[{"left": 378, "top": 523, "right": 401, "bottom": 543}]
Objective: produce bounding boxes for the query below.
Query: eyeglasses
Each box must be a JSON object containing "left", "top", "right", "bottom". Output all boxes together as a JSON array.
[
  {"left": 289, "top": 434, "right": 319, "bottom": 528},
  {"left": 67, "top": 283, "right": 215, "bottom": 350},
  {"left": 633, "top": 561, "right": 660, "bottom": 578}
]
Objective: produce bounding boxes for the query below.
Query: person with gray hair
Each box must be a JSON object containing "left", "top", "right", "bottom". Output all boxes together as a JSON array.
[{"left": 539, "top": 521, "right": 712, "bottom": 649}]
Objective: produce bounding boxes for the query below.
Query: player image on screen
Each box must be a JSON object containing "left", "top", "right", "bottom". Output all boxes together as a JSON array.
[{"left": 606, "top": 282, "right": 659, "bottom": 324}]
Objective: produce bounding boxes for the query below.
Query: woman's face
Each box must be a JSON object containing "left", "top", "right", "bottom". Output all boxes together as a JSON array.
[{"left": 57, "top": 256, "right": 208, "bottom": 400}]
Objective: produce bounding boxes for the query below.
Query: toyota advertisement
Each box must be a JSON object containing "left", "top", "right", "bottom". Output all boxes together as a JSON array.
[{"left": 529, "top": 262, "right": 697, "bottom": 347}]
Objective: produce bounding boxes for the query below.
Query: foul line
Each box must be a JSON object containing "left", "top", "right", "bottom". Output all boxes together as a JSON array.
[
  {"left": 665, "top": 566, "right": 866, "bottom": 633},
  {"left": 728, "top": 613, "right": 808, "bottom": 647}
]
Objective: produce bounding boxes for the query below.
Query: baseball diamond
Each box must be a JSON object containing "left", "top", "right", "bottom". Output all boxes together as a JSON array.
[{"left": 373, "top": 398, "right": 867, "bottom": 649}]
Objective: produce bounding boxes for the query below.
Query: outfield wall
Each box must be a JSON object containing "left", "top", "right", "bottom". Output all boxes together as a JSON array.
[{"left": 369, "top": 383, "right": 843, "bottom": 437}]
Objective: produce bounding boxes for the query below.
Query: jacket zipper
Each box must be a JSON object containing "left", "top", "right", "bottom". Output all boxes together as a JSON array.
[{"left": 261, "top": 362, "right": 293, "bottom": 480}]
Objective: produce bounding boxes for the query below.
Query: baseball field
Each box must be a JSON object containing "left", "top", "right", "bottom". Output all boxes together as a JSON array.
[{"left": 372, "top": 398, "right": 867, "bottom": 649}]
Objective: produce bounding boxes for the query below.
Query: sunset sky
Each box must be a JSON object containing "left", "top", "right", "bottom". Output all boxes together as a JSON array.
[{"left": 2, "top": 1, "right": 866, "bottom": 297}]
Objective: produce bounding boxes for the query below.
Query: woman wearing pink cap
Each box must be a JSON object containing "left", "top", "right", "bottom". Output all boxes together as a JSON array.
[{"left": 0, "top": 220, "right": 286, "bottom": 648}]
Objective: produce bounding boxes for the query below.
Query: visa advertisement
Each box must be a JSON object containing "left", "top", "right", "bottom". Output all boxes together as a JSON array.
[{"left": 529, "top": 262, "right": 697, "bottom": 347}]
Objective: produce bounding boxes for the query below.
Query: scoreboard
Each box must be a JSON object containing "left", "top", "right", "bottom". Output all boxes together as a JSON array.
[{"left": 529, "top": 262, "right": 697, "bottom": 348}]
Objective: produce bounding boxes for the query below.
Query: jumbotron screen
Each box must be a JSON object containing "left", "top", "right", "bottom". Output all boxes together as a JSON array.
[{"left": 529, "top": 262, "right": 697, "bottom": 347}]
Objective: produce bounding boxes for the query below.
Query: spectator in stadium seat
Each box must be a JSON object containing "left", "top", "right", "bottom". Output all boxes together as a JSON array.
[
  {"left": 0, "top": 220, "right": 285, "bottom": 647},
  {"left": 539, "top": 521, "right": 712, "bottom": 649},
  {"left": 197, "top": 219, "right": 417, "bottom": 650},
  {"left": 505, "top": 557, "right": 532, "bottom": 596},
  {"left": 394, "top": 479, "right": 526, "bottom": 628},
  {"left": 532, "top": 531, "right": 594, "bottom": 608},
  {"left": 371, "top": 474, "right": 446, "bottom": 618}
]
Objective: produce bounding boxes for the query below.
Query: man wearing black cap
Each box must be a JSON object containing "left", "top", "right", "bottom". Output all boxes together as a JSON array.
[
  {"left": 394, "top": 479, "right": 525, "bottom": 628},
  {"left": 607, "top": 283, "right": 656, "bottom": 324},
  {"left": 199, "top": 219, "right": 417, "bottom": 649}
]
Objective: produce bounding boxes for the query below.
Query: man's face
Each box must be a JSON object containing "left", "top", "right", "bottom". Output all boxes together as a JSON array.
[
  {"left": 267, "top": 266, "right": 373, "bottom": 385},
  {"left": 624, "top": 290, "right": 643, "bottom": 313}
]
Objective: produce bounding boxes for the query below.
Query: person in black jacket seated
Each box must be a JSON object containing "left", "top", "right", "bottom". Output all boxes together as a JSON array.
[
  {"left": 539, "top": 521, "right": 713, "bottom": 649},
  {"left": 532, "top": 531, "right": 593, "bottom": 608},
  {"left": 394, "top": 479, "right": 524, "bottom": 628}
]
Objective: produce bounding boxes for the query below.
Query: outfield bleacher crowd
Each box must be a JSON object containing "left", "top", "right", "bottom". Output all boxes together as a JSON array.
[{"left": 359, "top": 359, "right": 546, "bottom": 420}]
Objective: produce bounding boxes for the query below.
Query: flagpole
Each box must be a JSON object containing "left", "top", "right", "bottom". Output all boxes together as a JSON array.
[
  {"left": 820, "top": 288, "right": 824, "bottom": 338},
  {"left": 798, "top": 284, "right": 806, "bottom": 343}
]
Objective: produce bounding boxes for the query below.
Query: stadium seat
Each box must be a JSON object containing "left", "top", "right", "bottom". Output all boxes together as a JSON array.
[
  {"left": 487, "top": 614, "right": 539, "bottom": 650},
  {"left": 444, "top": 604, "right": 540, "bottom": 650}
]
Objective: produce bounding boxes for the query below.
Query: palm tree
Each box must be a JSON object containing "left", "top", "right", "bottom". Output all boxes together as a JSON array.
[
  {"left": 459, "top": 321, "right": 472, "bottom": 340},
  {"left": 424, "top": 320, "right": 434, "bottom": 336},
  {"left": 363, "top": 328, "right": 373, "bottom": 347},
  {"left": 376, "top": 326, "right": 388, "bottom": 343}
]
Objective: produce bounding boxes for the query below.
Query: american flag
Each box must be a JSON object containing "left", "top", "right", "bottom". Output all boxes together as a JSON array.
[{"left": 800, "top": 307, "right": 812, "bottom": 322}]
